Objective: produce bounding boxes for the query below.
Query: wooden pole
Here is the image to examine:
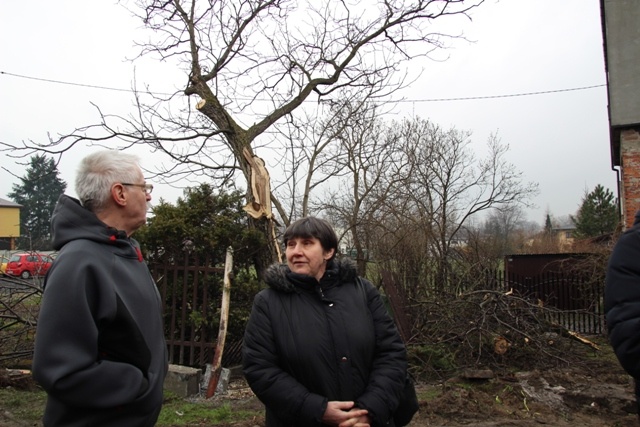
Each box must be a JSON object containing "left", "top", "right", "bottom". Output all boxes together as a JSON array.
[{"left": 206, "top": 247, "right": 234, "bottom": 398}]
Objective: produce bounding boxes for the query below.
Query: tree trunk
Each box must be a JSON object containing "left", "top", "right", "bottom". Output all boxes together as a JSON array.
[
  {"left": 196, "top": 98, "right": 281, "bottom": 278},
  {"left": 250, "top": 217, "right": 281, "bottom": 279}
]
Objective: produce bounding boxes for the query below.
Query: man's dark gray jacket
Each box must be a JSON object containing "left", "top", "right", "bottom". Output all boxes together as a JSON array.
[{"left": 32, "top": 195, "right": 168, "bottom": 427}]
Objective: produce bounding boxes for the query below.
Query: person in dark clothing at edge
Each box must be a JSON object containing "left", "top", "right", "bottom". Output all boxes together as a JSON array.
[
  {"left": 605, "top": 210, "right": 640, "bottom": 422},
  {"left": 242, "top": 216, "right": 407, "bottom": 427},
  {"left": 32, "top": 150, "right": 168, "bottom": 427}
]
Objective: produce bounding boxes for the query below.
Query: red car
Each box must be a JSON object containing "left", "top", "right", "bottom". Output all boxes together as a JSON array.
[{"left": 5, "top": 253, "right": 54, "bottom": 279}]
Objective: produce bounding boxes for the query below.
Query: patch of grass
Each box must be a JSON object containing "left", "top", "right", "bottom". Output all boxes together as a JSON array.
[
  {"left": 448, "top": 381, "right": 474, "bottom": 391},
  {"left": 409, "top": 344, "right": 457, "bottom": 376},
  {"left": 156, "top": 390, "right": 261, "bottom": 426},
  {"left": 0, "top": 387, "right": 46, "bottom": 423},
  {"left": 0, "top": 386, "right": 262, "bottom": 427},
  {"left": 417, "top": 386, "right": 441, "bottom": 401}
]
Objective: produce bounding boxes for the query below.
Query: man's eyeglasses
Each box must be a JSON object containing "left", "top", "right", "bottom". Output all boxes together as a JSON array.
[{"left": 121, "top": 183, "right": 154, "bottom": 195}]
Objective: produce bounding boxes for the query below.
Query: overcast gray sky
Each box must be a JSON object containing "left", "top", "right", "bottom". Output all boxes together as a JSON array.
[{"left": 0, "top": 0, "right": 615, "bottom": 225}]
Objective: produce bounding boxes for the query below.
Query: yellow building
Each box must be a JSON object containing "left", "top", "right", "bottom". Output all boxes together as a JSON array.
[{"left": 0, "top": 197, "right": 21, "bottom": 250}]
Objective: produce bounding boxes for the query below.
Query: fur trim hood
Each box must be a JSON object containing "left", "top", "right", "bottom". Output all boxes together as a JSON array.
[{"left": 263, "top": 257, "right": 358, "bottom": 292}]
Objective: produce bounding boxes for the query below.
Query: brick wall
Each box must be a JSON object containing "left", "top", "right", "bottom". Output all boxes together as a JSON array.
[{"left": 621, "top": 129, "right": 640, "bottom": 230}]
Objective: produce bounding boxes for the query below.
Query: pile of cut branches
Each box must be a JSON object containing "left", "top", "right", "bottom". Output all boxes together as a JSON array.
[
  {"left": 408, "top": 289, "right": 603, "bottom": 380},
  {"left": 0, "top": 278, "right": 42, "bottom": 368}
]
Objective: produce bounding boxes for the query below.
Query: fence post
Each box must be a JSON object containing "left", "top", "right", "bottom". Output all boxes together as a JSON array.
[{"left": 206, "top": 247, "right": 234, "bottom": 398}]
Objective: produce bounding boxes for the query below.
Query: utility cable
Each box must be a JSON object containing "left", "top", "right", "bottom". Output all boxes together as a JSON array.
[{"left": 0, "top": 70, "right": 605, "bottom": 102}]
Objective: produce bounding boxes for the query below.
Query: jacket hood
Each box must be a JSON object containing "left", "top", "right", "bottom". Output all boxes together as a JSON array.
[
  {"left": 50, "top": 194, "right": 141, "bottom": 258},
  {"left": 264, "top": 257, "right": 358, "bottom": 292},
  {"left": 634, "top": 210, "right": 640, "bottom": 227}
]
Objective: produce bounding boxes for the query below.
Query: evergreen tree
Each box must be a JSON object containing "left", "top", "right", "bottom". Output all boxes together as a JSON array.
[
  {"left": 136, "top": 183, "right": 264, "bottom": 268},
  {"left": 8, "top": 155, "right": 67, "bottom": 250},
  {"left": 544, "top": 213, "right": 553, "bottom": 234},
  {"left": 135, "top": 183, "right": 265, "bottom": 341},
  {"left": 571, "top": 184, "right": 619, "bottom": 238}
]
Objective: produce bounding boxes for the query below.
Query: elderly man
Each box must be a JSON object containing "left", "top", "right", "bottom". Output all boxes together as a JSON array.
[{"left": 32, "top": 150, "right": 168, "bottom": 427}]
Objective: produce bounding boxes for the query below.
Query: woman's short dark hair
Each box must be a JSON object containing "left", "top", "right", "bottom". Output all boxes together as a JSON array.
[{"left": 283, "top": 217, "right": 338, "bottom": 259}]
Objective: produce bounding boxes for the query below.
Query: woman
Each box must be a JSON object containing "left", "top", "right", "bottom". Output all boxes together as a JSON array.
[{"left": 242, "top": 217, "right": 407, "bottom": 427}]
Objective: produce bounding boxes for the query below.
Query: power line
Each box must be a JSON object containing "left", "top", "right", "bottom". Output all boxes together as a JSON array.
[
  {"left": 0, "top": 70, "right": 172, "bottom": 96},
  {"left": 1, "top": 70, "right": 605, "bottom": 102},
  {"left": 396, "top": 84, "right": 607, "bottom": 102}
]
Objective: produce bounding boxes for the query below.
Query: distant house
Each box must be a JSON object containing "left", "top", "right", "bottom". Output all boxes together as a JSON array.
[
  {"left": 0, "top": 197, "right": 21, "bottom": 250},
  {"left": 520, "top": 220, "right": 577, "bottom": 251},
  {"left": 552, "top": 224, "right": 576, "bottom": 249}
]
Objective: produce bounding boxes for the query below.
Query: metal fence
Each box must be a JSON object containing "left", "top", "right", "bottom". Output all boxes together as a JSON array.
[
  {"left": 383, "top": 269, "right": 605, "bottom": 337},
  {"left": 502, "top": 270, "right": 604, "bottom": 334}
]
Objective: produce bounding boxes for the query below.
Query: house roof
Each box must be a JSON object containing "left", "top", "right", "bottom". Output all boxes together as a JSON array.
[
  {"left": 552, "top": 225, "right": 576, "bottom": 231},
  {"left": 0, "top": 197, "right": 22, "bottom": 208}
]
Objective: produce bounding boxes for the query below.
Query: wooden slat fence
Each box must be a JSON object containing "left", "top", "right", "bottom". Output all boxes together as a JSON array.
[{"left": 150, "top": 254, "right": 244, "bottom": 368}]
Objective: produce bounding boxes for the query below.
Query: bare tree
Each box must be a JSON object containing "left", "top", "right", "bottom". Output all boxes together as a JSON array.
[
  {"left": 374, "top": 117, "right": 539, "bottom": 292},
  {"left": 317, "top": 100, "right": 400, "bottom": 275},
  {"left": 463, "top": 206, "right": 537, "bottom": 273},
  {"left": 271, "top": 97, "right": 371, "bottom": 221},
  {"left": 1, "top": 0, "right": 485, "bottom": 275}
]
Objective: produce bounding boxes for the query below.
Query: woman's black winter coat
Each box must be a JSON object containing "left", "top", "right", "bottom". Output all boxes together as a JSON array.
[{"left": 242, "top": 258, "right": 407, "bottom": 427}]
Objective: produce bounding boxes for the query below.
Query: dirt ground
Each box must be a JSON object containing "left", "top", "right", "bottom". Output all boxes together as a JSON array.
[
  {"left": 205, "top": 356, "right": 640, "bottom": 427},
  {"left": 2, "top": 354, "right": 638, "bottom": 427}
]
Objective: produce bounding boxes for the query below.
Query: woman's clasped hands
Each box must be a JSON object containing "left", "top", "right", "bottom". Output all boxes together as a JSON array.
[{"left": 323, "top": 400, "right": 371, "bottom": 427}]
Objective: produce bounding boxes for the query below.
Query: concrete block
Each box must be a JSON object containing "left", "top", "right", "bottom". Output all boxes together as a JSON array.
[
  {"left": 165, "top": 364, "right": 202, "bottom": 397},
  {"left": 201, "top": 364, "right": 231, "bottom": 396},
  {"left": 216, "top": 367, "right": 231, "bottom": 395}
]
